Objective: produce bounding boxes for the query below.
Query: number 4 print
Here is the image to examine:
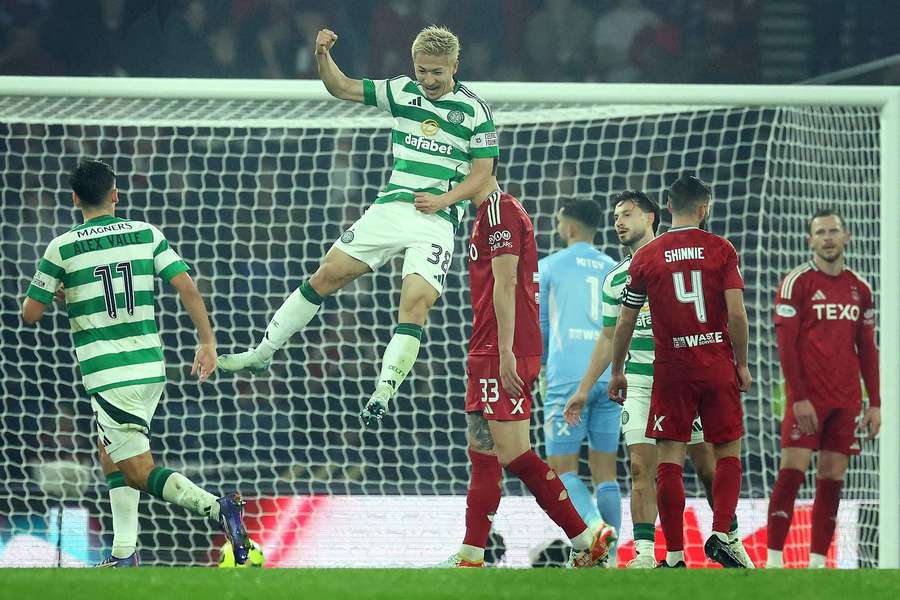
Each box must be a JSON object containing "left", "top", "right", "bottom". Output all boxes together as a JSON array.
[{"left": 672, "top": 270, "right": 707, "bottom": 323}]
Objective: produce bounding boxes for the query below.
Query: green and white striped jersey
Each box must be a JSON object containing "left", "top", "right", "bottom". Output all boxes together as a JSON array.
[
  {"left": 362, "top": 75, "right": 499, "bottom": 227},
  {"left": 602, "top": 256, "right": 654, "bottom": 388},
  {"left": 26, "top": 215, "right": 189, "bottom": 398}
]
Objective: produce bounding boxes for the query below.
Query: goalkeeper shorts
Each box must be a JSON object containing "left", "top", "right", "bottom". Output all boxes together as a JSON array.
[
  {"left": 332, "top": 201, "right": 456, "bottom": 295},
  {"left": 91, "top": 381, "right": 164, "bottom": 463},
  {"left": 543, "top": 381, "right": 622, "bottom": 455}
]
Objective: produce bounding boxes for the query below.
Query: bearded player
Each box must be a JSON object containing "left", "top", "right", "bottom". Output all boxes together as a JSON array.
[
  {"left": 439, "top": 172, "right": 616, "bottom": 568},
  {"left": 765, "top": 209, "right": 880, "bottom": 568},
  {"left": 609, "top": 175, "right": 752, "bottom": 568},
  {"left": 219, "top": 26, "right": 497, "bottom": 428},
  {"left": 567, "top": 190, "right": 753, "bottom": 568}
]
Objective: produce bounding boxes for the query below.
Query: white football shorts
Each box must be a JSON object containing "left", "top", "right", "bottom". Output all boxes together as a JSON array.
[
  {"left": 91, "top": 381, "right": 164, "bottom": 463},
  {"left": 332, "top": 201, "right": 456, "bottom": 295}
]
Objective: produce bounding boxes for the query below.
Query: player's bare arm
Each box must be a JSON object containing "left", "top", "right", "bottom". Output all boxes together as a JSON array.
[
  {"left": 608, "top": 306, "right": 638, "bottom": 404},
  {"left": 564, "top": 323, "right": 614, "bottom": 425},
  {"left": 414, "top": 157, "right": 494, "bottom": 214},
  {"left": 788, "top": 397, "right": 818, "bottom": 436},
  {"left": 724, "top": 288, "right": 752, "bottom": 392},
  {"left": 491, "top": 253, "right": 524, "bottom": 396},
  {"left": 170, "top": 271, "right": 217, "bottom": 384},
  {"left": 21, "top": 296, "right": 48, "bottom": 325},
  {"left": 861, "top": 406, "right": 881, "bottom": 439},
  {"left": 20, "top": 280, "right": 66, "bottom": 324},
  {"left": 314, "top": 28, "right": 364, "bottom": 103}
]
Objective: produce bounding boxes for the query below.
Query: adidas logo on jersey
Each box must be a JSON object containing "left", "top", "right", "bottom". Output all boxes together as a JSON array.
[{"left": 812, "top": 289, "right": 827, "bottom": 301}]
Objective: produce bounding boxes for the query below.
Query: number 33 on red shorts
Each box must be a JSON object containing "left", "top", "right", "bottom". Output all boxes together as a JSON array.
[{"left": 464, "top": 354, "right": 541, "bottom": 420}]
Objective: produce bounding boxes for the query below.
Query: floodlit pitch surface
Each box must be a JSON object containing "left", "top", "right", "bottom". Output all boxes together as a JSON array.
[{"left": 4, "top": 568, "right": 899, "bottom": 600}]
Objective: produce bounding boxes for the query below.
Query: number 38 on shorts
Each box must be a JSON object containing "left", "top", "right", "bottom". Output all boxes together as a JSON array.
[{"left": 463, "top": 355, "right": 541, "bottom": 421}]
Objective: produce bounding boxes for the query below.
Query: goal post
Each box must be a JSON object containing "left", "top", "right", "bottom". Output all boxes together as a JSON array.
[
  {"left": 0, "top": 76, "right": 896, "bottom": 568},
  {"left": 876, "top": 91, "right": 899, "bottom": 570}
]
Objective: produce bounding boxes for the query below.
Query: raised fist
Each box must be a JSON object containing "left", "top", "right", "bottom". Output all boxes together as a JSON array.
[{"left": 315, "top": 29, "right": 338, "bottom": 55}]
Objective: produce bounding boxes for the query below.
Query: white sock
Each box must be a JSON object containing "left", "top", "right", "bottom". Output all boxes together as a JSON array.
[
  {"left": 162, "top": 472, "right": 220, "bottom": 521},
  {"left": 570, "top": 526, "right": 594, "bottom": 550},
  {"left": 109, "top": 486, "right": 140, "bottom": 558},
  {"left": 458, "top": 544, "right": 485, "bottom": 562},
  {"left": 666, "top": 550, "right": 684, "bottom": 565},
  {"left": 376, "top": 325, "right": 422, "bottom": 394},
  {"left": 635, "top": 539, "right": 654, "bottom": 557},
  {"left": 257, "top": 282, "right": 323, "bottom": 359},
  {"left": 808, "top": 552, "right": 826, "bottom": 568},
  {"left": 766, "top": 549, "right": 783, "bottom": 568}
]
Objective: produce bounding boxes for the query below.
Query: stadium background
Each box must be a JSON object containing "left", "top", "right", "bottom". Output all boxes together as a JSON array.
[
  {"left": 1, "top": 0, "right": 899, "bottom": 85},
  {"left": 0, "top": 0, "right": 896, "bottom": 568}
]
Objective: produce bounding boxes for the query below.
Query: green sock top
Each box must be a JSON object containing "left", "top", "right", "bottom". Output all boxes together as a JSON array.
[
  {"left": 394, "top": 323, "right": 423, "bottom": 340},
  {"left": 299, "top": 280, "right": 323, "bottom": 305},
  {"left": 633, "top": 522, "right": 656, "bottom": 541},
  {"left": 106, "top": 471, "right": 128, "bottom": 489}
]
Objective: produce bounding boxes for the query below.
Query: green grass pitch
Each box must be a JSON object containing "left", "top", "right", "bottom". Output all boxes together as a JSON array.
[{"left": 3, "top": 569, "right": 899, "bottom": 600}]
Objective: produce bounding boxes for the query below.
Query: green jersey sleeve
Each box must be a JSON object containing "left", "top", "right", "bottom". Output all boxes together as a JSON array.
[
  {"left": 469, "top": 102, "right": 499, "bottom": 159},
  {"left": 26, "top": 238, "right": 64, "bottom": 304},
  {"left": 601, "top": 266, "right": 623, "bottom": 328},
  {"left": 150, "top": 226, "right": 190, "bottom": 282},
  {"left": 362, "top": 76, "right": 408, "bottom": 115}
]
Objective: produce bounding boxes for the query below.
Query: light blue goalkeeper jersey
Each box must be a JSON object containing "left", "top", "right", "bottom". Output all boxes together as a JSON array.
[{"left": 538, "top": 242, "right": 617, "bottom": 393}]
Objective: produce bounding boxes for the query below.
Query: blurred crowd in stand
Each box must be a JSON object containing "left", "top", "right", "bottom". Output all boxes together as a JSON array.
[{"left": 2, "top": 0, "right": 899, "bottom": 84}]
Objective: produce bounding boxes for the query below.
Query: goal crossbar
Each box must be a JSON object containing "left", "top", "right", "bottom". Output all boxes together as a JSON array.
[{"left": 0, "top": 76, "right": 898, "bottom": 106}]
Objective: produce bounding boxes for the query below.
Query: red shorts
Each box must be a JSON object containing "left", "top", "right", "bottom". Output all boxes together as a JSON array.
[
  {"left": 781, "top": 402, "right": 861, "bottom": 455},
  {"left": 464, "top": 354, "right": 541, "bottom": 421},
  {"left": 647, "top": 377, "right": 744, "bottom": 444}
]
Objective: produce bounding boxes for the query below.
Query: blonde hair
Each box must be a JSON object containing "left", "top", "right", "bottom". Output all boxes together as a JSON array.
[{"left": 411, "top": 25, "right": 460, "bottom": 62}]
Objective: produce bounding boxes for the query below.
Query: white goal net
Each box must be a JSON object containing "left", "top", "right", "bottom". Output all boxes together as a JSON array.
[{"left": 0, "top": 81, "right": 886, "bottom": 567}]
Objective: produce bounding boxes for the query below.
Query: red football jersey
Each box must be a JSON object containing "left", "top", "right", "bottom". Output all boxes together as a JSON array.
[
  {"left": 622, "top": 226, "right": 744, "bottom": 382},
  {"left": 467, "top": 191, "right": 542, "bottom": 357},
  {"left": 774, "top": 261, "right": 880, "bottom": 409}
]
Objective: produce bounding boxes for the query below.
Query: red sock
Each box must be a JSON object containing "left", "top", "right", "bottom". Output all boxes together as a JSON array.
[
  {"left": 766, "top": 468, "right": 805, "bottom": 551},
  {"left": 712, "top": 456, "right": 742, "bottom": 534},
  {"left": 656, "top": 462, "right": 685, "bottom": 552},
  {"left": 505, "top": 450, "right": 587, "bottom": 539},
  {"left": 463, "top": 449, "right": 503, "bottom": 549},
  {"left": 810, "top": 478, "right": 842, "bottom": 556}
]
